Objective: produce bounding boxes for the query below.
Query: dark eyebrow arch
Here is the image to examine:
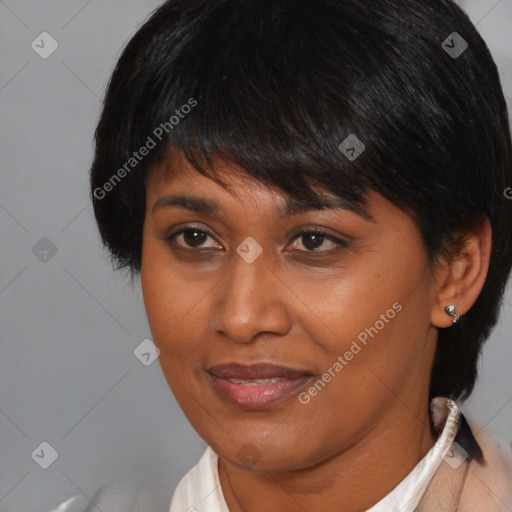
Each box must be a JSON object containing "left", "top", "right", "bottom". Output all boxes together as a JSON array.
[
  {"left": 152, "top": 195, "right": 219, "bottom": 215},
  {"left": 151, "top": 194, "right": 374, "bottom": 221},
  {"left": 281, "top": 196, "right": 374, "bottom": 221}
]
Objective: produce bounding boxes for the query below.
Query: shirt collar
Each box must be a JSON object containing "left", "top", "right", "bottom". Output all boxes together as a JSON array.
[{"left": 366, "top": 396, "right": 461, "bottom": 512}]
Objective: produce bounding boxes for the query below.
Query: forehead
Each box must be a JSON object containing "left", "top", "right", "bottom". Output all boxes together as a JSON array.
[{"left": 146, "top": 152, "right": 374, "bottom": 221}]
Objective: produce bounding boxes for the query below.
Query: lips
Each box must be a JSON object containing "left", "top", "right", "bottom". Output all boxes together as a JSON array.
[
  {"left": 207, "top": 362, "right": 312, "bottom": 380},
  {"left": 207, "top": 362, "right": 313, "bottom": 409}
]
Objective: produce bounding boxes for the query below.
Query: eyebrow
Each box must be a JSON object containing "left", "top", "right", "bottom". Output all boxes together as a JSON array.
[{"left": 151, "top": 194, "right": 374, "bottom": 221}]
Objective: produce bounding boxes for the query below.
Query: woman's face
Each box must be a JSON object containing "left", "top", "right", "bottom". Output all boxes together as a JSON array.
[{"left": 141, "top": 152, "right": 440, "bottom": 472}]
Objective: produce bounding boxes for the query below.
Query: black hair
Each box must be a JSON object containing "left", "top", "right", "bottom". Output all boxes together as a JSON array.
[{"left": 90, "top": 0, "right": 512, "bottom": 401}]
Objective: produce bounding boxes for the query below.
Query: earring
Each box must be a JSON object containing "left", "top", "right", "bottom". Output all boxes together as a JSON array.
[{"left": 445, "top": 304, "right": 460, "bottom": 324}]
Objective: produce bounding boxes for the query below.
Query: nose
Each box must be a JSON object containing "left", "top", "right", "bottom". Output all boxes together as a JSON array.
[{"left": 209, "top": 248, "right": 292, "bottom": 344}]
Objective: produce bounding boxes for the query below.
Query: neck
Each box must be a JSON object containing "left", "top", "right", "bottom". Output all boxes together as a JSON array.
[{"left": 219, "top": 401, "right": 437, "bottom": 512}]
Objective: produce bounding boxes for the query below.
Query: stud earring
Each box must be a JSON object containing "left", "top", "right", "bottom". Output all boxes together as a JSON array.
[{"left": 445, "top": 304, "right": 460, "bottom": 324}]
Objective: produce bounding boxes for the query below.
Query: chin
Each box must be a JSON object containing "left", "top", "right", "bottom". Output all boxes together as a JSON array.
[{"left": 212, "top": 435, "right": 317, "bottom": 473}]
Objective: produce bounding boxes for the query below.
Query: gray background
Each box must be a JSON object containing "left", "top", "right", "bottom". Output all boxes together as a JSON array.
[{"left": 0, "top": 0, "right": 511, "bottom": 511}]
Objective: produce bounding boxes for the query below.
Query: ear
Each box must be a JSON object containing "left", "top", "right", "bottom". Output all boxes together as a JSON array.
[{"left": 430, "top": 217, "right": 492, "bottom": 328}]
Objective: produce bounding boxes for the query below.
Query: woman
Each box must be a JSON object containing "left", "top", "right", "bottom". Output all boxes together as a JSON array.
[{"left": 58, "top": 0, "right": 512, "bottom": 510}]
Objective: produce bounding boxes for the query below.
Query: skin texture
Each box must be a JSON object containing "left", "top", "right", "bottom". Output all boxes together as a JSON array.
[{"left": 141, "top": 152, "right": 491, "bottom": 512}]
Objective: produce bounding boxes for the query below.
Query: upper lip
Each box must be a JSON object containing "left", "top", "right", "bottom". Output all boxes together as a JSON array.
[{"left": 207, "top": 362, "right": 313, "bottom": 380}]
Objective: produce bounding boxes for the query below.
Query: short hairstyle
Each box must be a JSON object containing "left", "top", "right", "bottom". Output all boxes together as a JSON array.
[{"left": 90, "top": 0, "right": 512, "bottom": 401}]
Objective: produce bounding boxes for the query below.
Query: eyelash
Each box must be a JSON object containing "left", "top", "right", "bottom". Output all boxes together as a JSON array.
[{"left": 164, "top": 225, "right": 350, "bottom": 254}]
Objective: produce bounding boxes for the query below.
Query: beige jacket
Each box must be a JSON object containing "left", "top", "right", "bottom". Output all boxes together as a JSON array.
[{"left": 415, "top": 409, "right": 512, "bottom": 511}]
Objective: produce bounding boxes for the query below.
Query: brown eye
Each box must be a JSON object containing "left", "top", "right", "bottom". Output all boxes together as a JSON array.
[
  {"left": 182, "top": 229, "right": 208, "bottom": 247},
  {"left": 290, "top": 230, "right": 348, "bottom": 253},
  {"left": 166, "top": 227, "right": 219, "bottom": 249},
  {"left": 301, "top": 233, "right": 328, "bottom": 250}
]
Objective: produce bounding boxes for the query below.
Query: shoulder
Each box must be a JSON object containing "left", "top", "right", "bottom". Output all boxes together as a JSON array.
[
  {"left": 417, "top": 406, "right": 512, "bottom": 512},
  {"left": 460, "top": 429, "right": 512, "bottom": 511},
  {"left": 49, "top": 447, "right": 222, "bottom": 512},
  {"left": 48, "top": 477, "right": 173, "bottom": 512}
]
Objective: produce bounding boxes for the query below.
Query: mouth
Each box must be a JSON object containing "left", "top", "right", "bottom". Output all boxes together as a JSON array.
[{"left": 206, "top": 362, "right": 313, "bottom": 410}]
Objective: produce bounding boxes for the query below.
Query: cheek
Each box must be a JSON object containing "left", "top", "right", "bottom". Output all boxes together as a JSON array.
[
  {"left": 141, "top": 238, "right": 185, "bottom": 351},
  {"left": 285, "top": 258, "right": 404, "bottom": 353},
  {"left": 140, "top": 260, "right": 205, "bottom": 413},
  {"left": 293, "top": 298, "right": 432, "bottom": 458},
  {"left": 140, "top": 236, "right": 218, "bottom": 372},
  {"left": 291, "top": 252, "right": 433, "bottom": 405}
]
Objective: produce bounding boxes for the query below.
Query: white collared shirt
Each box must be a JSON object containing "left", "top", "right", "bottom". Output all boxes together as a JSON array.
[{"left": 169, "top": 396, "right": 461, "bottom": 512}]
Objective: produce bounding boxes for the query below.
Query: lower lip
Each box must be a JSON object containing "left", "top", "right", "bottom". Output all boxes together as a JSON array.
[{"left": 209, "top": 374, "right": 312, "bottom": 410}]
